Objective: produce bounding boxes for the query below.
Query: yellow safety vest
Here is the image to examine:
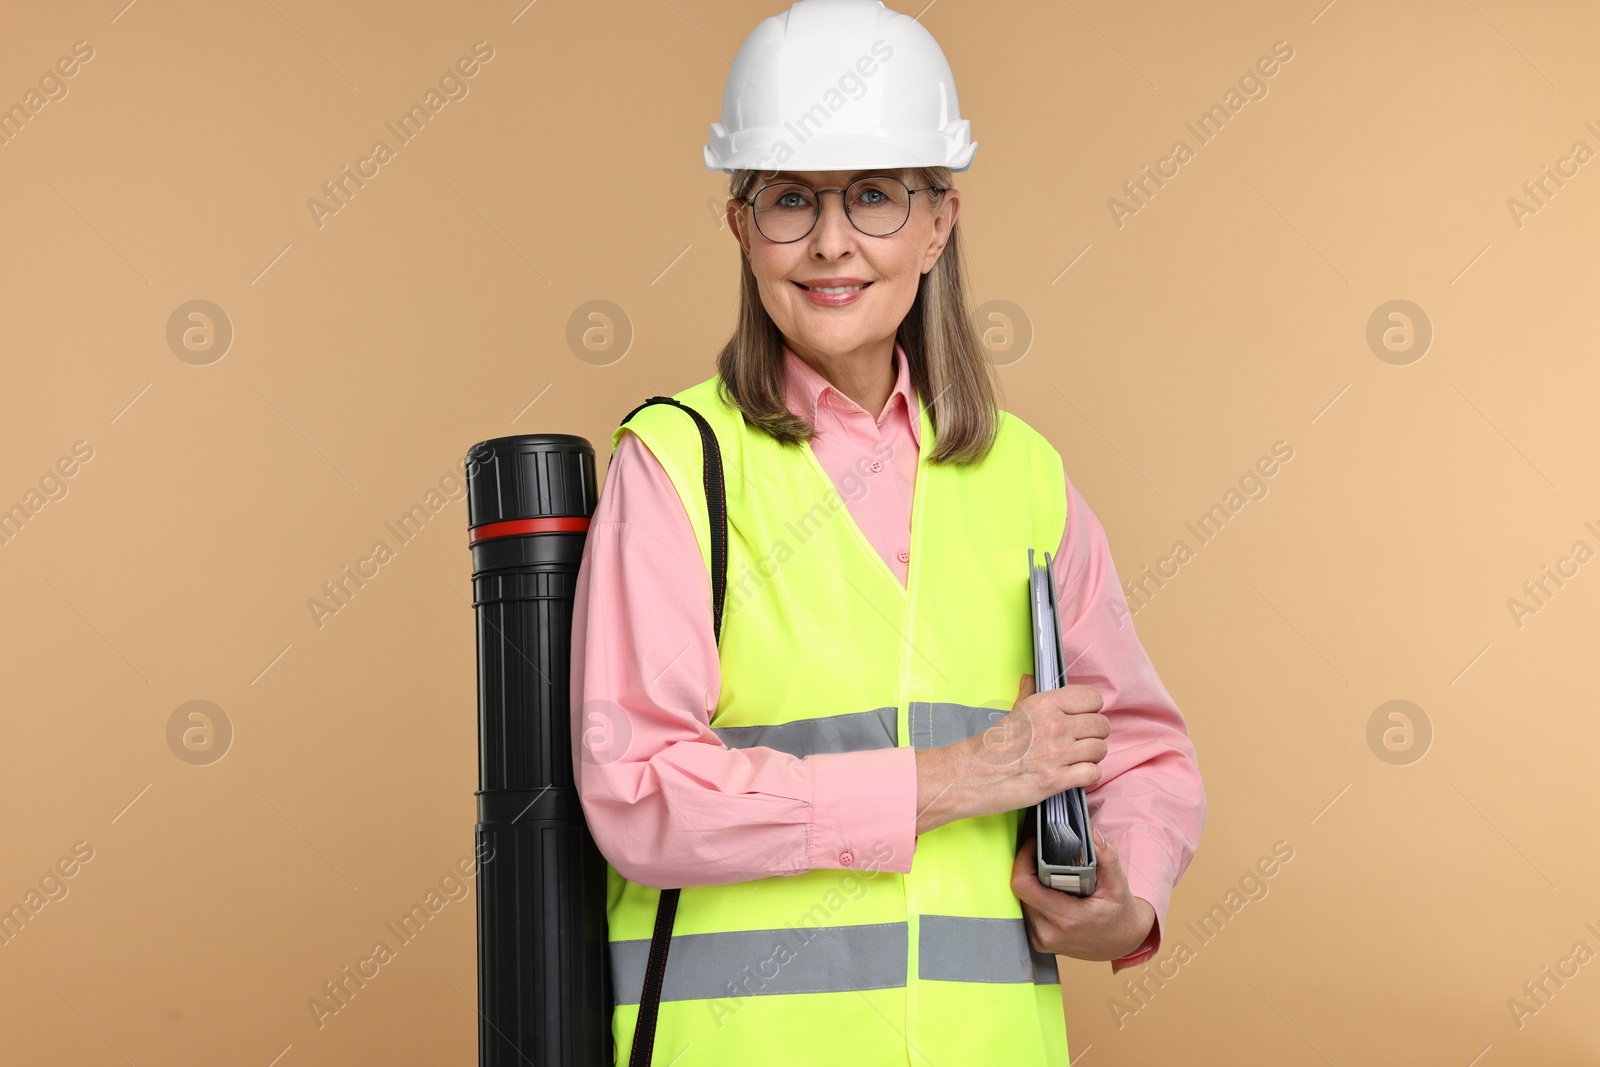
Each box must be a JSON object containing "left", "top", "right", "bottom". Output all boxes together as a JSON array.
[{"left": 606, "top": 372, "right": 1071, "bottom": 1065}]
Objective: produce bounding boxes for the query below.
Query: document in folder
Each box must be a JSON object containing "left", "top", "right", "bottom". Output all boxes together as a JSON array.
[{"left": 1028, "top": 547, "right": 1098, "bottom": 895}]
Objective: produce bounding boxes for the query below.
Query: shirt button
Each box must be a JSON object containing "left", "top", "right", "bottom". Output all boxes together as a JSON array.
[
  {"left": 869, "top": 459, "right": 884, "bottom": 474},
  {"left": 896, "top": 549, "right": 910, "bottom": 564},
  {"left": 839, "top": 850, "right": 855, "bottom": 866}
]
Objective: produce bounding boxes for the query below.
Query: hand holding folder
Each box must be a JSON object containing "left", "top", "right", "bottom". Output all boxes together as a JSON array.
[{"left": 1027, "top": 548, "right": 1099, "bottom": 896}]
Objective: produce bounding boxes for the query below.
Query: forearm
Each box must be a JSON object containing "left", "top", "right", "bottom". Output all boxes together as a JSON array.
[
  {"left": 580, "top": 741, "right": 918, "bottom": 887},
  {"left": 914, "top": 744, "right": 972, "bottom": 835}
]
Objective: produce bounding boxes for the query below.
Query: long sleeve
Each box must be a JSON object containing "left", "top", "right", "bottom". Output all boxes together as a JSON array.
[
  {"left": 1053, "top": 468, "right": 1207, "bottom": 973},
  {"left": 570, "top": 430, "right": 920, "bottom": 889}
]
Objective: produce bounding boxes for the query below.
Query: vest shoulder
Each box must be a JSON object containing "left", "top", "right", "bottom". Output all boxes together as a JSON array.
[
  {"left": 674, "top": 376, "right": 735, "bottom": 429},
  {"left": 610, "top": 375, "right": 729, "bottom": 455},
  {"left": 993, "top": 409, "right": 1063, "bottom": 463},
  {"left": 988, "top": 410, "right": 1069, "bottom": 538}
]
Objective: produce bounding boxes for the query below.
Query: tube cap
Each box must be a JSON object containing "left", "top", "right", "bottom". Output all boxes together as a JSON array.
[{"left": 466, "top": 434, "right": 598, "bottom": 528}]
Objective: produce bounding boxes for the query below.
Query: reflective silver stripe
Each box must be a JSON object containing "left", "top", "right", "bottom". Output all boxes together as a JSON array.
[
  {"left": 919, "top": 914, "right": 1059, "bottom": 985},
  {"left": 712, "top": 706, "right": 896, "bottom": 757},
  {"left": 611, "top": 921, "right": 909, "bottom": 1004},
  {"left": 908, "top": 701, "right": 1007, "bottom": 750},
  {"left": 711, "top": 703, "right": 1004, "bottom": 757}
]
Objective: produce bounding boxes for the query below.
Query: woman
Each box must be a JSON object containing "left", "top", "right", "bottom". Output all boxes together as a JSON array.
[{"left": 571, "top": 2, "right": 1205, "bottom": 1063}]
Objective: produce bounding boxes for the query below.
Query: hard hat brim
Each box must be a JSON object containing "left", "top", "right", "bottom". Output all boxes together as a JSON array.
[{"left": 704, "top": 132, "right": 977, "bottom": 174}]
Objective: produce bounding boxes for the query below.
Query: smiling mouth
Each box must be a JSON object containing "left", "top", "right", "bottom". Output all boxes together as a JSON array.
[{"left": 794, "top": 282, "right": 872, "bottom": 294}]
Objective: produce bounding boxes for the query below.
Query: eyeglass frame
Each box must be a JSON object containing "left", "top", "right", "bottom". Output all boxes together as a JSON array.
[{"left": 737, "top": 174, "right": 946, "bottom": 243}]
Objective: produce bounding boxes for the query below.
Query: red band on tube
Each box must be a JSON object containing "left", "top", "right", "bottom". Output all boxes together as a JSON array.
[{"left": 469, "top": 516, "right": 590, "bottom": 544}]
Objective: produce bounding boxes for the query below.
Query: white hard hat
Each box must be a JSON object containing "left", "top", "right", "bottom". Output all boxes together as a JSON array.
[{"left": 704, "top": 0, "right": 978, "bottom": 174}]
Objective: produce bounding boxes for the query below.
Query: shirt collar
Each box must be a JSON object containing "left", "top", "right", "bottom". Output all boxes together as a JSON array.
[{"left": 781, "top": 340, "right": 922, "bottom": 449}]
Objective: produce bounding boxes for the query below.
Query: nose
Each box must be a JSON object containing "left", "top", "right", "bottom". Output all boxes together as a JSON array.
[{"left": 808, "top": 189, "right": 858, "bottom": 257}]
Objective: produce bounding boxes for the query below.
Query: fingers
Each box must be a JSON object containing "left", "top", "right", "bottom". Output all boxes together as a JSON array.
[
  {"left": 1053, "top": 708, "right": 1110, "bottom": 747},
  {"left": 1020, "top": 677, "right": 1106, "bottom": 731},
  {"left": 1044, "top": 684, "right": 1106, "bottom": 716},
  {"left": 1020, "top": 674, "right": 1100, "bottom": 712},
  {"left": 1010, "top": 837, "right": 1044, "bottom": 902},
  {"left": 1011, "top": 837, "right": 1063, "bottom": 911},
  {"left": 1057, "top": 759, "right": 1105, "bottom": 794},
  {"left": 1027, "top": 684, "right": 1109, "bottom": 750},
  {"left": 1011, "top": 838, "right": 1072, "bottom": 957},
  {"left": 1010, "top": 835, "right": 1035, "bottom": 883},
  {"left": 1090, "top": 827, "right": 1124, "bottom": 892},
  {"left": 1022, "top": 911, "right": 1048, "bottom": 954}
]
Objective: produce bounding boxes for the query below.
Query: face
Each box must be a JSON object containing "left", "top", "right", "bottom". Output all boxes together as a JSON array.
[{"left": 726, "top": 169, "right": 960, "bottom": 366}]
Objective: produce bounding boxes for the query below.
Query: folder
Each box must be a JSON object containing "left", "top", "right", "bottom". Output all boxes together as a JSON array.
[{"left": 1028, "top": 547, "right": 1098, "bottom": 895}]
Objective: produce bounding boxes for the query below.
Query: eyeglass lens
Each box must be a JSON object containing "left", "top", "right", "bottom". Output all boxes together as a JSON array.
[{"left": 751, "top": 177, "right": 913, "bottom": 241}]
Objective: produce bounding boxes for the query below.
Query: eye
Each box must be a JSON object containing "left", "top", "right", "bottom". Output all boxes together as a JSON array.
[
  {"left": 849, "top": 179, "right": 901, "bottom": 208},
  {"left": 758, "top": 185, "right": 815, "bottom": 212}
]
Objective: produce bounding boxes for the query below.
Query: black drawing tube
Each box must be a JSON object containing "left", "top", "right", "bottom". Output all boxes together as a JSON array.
[{"left": 466, "top": 433, "right": 610, "bottom": 1067}]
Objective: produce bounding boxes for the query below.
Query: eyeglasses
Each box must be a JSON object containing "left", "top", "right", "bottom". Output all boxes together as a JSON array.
[{"left": 739, "top": 175, "right": 943, "bottom": 243}]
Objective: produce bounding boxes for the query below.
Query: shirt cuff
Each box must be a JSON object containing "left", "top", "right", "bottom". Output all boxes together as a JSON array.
[
  {"left": 1106, "top": 830, "right": 1177, "bottom": 973},
  {"left": 806, "top": 746, "right": 919, "bottom": 875}
]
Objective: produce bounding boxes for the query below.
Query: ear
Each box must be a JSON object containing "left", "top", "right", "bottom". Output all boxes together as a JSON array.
[
  {"left": 726, "top": 197, "right": 752, "bottom": 257},
  {"left": 920, "top": 186, "right": 961, "bottom": 274}
]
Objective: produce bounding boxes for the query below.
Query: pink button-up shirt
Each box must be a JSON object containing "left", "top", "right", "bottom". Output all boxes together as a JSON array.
[{"left": 571, "top": 341, "right": 1206, "bottom": 972}]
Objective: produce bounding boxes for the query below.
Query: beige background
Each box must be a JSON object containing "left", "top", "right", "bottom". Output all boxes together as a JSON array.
[{"left": 2, "top": 0, "right": 1597, "bottom": 1063}]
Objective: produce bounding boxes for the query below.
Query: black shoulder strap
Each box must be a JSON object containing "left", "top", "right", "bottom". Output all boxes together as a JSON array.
[
  {"left": 615, "top": 395, "right": 727, "bottom": 1067},
  {"left": 619, "top": 395, "right": 728, "bottom": 643}
]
